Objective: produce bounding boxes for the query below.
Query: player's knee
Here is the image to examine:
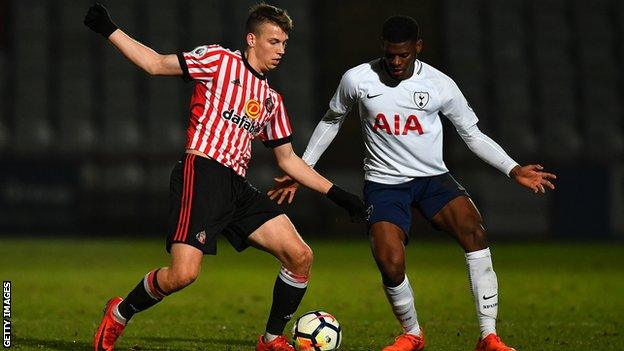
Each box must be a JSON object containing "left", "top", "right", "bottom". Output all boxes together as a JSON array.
[
  {"left": 377, "top": 253, "right": 405, "bottom": 284},
  {"left": 288, "top": 245, "right": 314, "bottom": 272},
  {"left": 459, "top": 220, "right": 487, "bottom": 250},
  {"left": 301, "top": 246, "right": 314, "bottom": 267},
  {"left": 279, "top": 243, "right": 313, "bottom": 277}
]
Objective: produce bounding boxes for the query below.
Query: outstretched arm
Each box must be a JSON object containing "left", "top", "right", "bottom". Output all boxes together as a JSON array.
[
  {"left": 458, "top": 124, "right": 556, "bottom": 193},
  {"left": 268, "top": 69, "right": 358, "bottom": 203},
  {"left": 272, "top": 142, "right": 367, "bottom": 221},
  {"left": 84, "top": 3, "right": 182, "bottom": 76},
  {"left": 268, "top": 110, "right": 346, "bottom": 204},
  {"left": 440, "top": 77, "right": 556, "bottom": 193},
  {"left": 301, "top": 109, "right": 347, "bottom": 167},
  {"left": 273, "top": 142, "right": 332, "bottom": 195},
  {"left": 456, "top": 123, "right": 519, "bottom": 176}
]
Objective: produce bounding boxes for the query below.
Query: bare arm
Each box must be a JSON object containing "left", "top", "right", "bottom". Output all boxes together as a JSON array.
[
  {"left": 272, "top": 142, "right": 367, "bottom": 222},
  {"left": 108, "top": 31, "right": 182, "bottom": 76},
  {"left": 267, "top": 71, "right": 356, "bottom": 204},
  {"left": 272, "top": 142, "right": 332, "bottom": 195},
  {"left": 84, "top": 3, "right": 182, "bottom": 76}
]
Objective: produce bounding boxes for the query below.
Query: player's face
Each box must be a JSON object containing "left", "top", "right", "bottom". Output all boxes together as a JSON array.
[
  {"left": 382, "top": 39, "right": 422, "bottom": 80},
  {"left": 247, "top": 22, "right": 288, "bottom": 72}
]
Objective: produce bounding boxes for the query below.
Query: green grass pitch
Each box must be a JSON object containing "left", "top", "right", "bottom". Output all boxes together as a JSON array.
[{"left": 1, "top": 238, "right": 623, "bottom": 350}]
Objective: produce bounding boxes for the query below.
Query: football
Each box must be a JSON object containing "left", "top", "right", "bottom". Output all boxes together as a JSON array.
[{"left": 292, "top": 310, "right": 342, "bottom": 351}]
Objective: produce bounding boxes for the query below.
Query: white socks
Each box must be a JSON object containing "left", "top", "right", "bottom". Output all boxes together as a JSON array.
[
  {"left": 381, "top": 249, "right": 498, "bottom": 339},
  {"left": 384, "top": 276, "right": 421, "bottom": 336},
  {"left": 466, "top": 248, "right": 498, "bottom": 338}
]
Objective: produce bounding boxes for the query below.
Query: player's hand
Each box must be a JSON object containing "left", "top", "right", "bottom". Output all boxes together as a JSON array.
[
  {"left": 510, "top": 164, "right": 557, "bottom": 194},
  {"left": 267, "top": 175, "right": 300, "bottom": 204},
  {"left": 84, "top": 3, "right": 118, "bottom": 38},
  {"left": 326, "top": 185, "right": 369, "bottom": 223}
]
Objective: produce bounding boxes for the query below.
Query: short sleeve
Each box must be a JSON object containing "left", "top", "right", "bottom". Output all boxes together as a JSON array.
[
  {"left": 177, "top": 45, "right": 223, "bottom": 82},
  {"left": 258, "top": 94, "right": 293, "bottom": 148}
]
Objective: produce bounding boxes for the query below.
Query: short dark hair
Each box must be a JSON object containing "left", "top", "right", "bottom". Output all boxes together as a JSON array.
[
  {"left": 246, "top": 3, "right": 293, "bottom": 35},
  {"left": 381, "top": 15, "right": 420, "bottom": 43}
]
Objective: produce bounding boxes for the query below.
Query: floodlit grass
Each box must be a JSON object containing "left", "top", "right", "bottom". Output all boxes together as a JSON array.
[{"left": 1, "top": 238, "right": 623, "bottom": 350}]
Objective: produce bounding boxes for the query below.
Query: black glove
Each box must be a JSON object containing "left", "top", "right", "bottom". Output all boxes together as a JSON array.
[
  {"left": 326, "top": 185, "right": 369, "bottom": 223},
  {"left": 84, "top": 3, "right": 118, "bottom": 38}
]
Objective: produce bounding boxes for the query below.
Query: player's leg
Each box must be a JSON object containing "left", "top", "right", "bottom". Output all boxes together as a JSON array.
[
  {"left": 220, "top": 178, "right": 309, "bottom": 351},
  {"left": 364, "top": 181, "right": 424, "bottom": 351},
  {"left": 94, "top": 245, "right": 204, "bottom": 351},
  {"left": 94, "top": 154, "right": 231, "bottom": 351},
  {"left": 431, "top": 195, "right": 487, "bottom": 251},
  {"left": 95, "top": 248, "right": 205, "bottom": 351},
  {"left": 116, "top": 243, "right": 203, "bottom": 322},
  {"left": 116, "top": 154, "right": 220, "bottom": 321},
  {"left": 432, "top": 196, "right": 498, "bottom": 333},
  {"left": 429, "top": 183, "right": 515, "bottom": 350},
  {"left": 247, "top": 214, "right": 312, "bottom": 350},
  {"left": 371, "top": 222, "right": 424, "bottom": 351}
]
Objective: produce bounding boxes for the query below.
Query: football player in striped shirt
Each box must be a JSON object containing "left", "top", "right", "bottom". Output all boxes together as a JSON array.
[
  {"left": 84, "top": 3, "right": 366, "bottom": 351},
  {"left": 268, "top": 16, "right": 557, "bottom": 351}
]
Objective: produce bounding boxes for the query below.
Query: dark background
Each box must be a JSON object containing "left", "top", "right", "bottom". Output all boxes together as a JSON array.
[{"left": 0, "top": 0, "right": 622, "bottom": 240}]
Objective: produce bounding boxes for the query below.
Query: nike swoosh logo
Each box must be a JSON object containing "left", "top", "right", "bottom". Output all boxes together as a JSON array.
[
  {"left": 366, "top": 93, "right": 383, "bottom": 99},
  {"left": 483, "top": 294, "right": 497, "bottom": 300}
]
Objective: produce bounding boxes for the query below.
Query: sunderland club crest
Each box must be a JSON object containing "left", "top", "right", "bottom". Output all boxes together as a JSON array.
[
  {"left": 414, "top": 91, "right": 429, "bottom": 110},
  {"left": 192, "top": 46, "right": 206, "bottom": 57},
  {"left": 264, "top": 97, "right": 274, "bottom": 114}
]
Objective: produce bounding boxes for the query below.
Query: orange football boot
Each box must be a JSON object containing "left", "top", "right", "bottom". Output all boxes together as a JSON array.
[
  {"left": 93, "top": 297, "right": 126, "bottom": 351},
  {"left": 256, "top": 335, "right": 295, "bottom": 351},
  {"left": 382, "top": 330, "right": 425, "bottom": 351},
  {"left": 475, "top": 333, "right": 516, "bottom": 351}
]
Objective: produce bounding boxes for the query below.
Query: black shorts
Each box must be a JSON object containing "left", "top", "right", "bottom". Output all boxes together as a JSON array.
[{"left": 166, "top": 154, "right": 283, "bottom": 255}]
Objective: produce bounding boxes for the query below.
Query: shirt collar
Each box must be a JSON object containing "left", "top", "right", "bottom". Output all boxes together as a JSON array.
[{"left": 242, "top": 52, "right": 266, "bottom": 80}]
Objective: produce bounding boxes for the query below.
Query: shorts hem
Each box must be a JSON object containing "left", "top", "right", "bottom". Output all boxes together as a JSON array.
[
  {"left": 423, "top": 192, "right": 470, "bottom": 220},
  {"left": 223, "top": 212, "right": 284, "bottom": 252},
  {"left": 366, "top": 218, "right": 410, "bottom": 244},
  {"left": 166, "top": 240, "right": 216, "bottom": 255}
]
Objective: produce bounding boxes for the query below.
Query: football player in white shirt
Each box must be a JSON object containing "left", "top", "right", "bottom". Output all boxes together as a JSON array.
[{"left": 269, "top": 15, "right": 556, "bottom": 351}]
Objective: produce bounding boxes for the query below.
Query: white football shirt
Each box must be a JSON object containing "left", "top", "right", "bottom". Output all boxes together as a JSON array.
[{"left": 303, "top": 59, "right": 518, "bottom": 184}]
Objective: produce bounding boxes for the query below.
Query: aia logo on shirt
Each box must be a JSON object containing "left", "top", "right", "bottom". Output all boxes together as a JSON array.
[{"left": 372, "top": 113, "right": 423, "bottom": 135}]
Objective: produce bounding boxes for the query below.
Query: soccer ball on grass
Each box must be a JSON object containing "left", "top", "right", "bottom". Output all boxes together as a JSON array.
[{"left": 292, "top": 310, "right": 341, "bottom": 351}]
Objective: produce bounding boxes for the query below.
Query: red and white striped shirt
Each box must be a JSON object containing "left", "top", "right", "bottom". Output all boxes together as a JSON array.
[{"left": 177, "top": 44, "right": 292, "bottom": 177}]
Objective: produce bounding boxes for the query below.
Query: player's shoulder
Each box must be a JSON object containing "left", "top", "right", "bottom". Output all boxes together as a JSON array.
[
  {"left": 188, "top": 44, "right": 240, "bottom": 59},
  {"left": 341, "top": 59, "right": 381, "bottom": 85},
  {"left": 418, "top": 61, "right": 461, "bottom": 96},
  {"left": 209, "top": 44, "right": 242, "bottom": 59},
  {"left": 419, "top": 61, "right": 455, "bottom": 84},
  {"left": 267, "top": 87, "right": 282, "bottom": 99}
]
